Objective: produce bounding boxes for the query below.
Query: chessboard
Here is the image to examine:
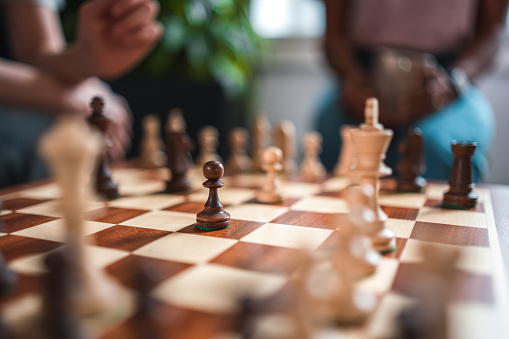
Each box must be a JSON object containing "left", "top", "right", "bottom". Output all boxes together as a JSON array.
[{"left": 0, "top": 166, "right": 508, "bottom": 339}]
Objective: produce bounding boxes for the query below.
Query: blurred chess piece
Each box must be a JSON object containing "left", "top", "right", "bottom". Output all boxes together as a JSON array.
[
  {"left": 196, "top": 126, "right": 221, "bottom": 166},
  {"left": 166, "top": 108, "right": 186, "bottom": 133},
  {"left": 165, "top": 115, "right": 193, "bottom": 193},
  {"left": 334, "top": 125, "right": 356, "bottom": 177},
  {"left": 87, "top": 96, "right": 119, "bottom": 198},
  {"left": 273, "top": 120, "right": 297, "bottom": 175},
  {"left": 227, "top": 127, "right": 252, "bottom": 175},
  {"left": 139, "top": 114, "right": 165, "bottom": 169},
  {"left": 0, "top": 199, "right": 17, "bottom": 297},
  {"left": 295, "top": 249, "right": 375, "bottom": 328},
  {"left": 397, "top": 127, "right": 427, "bottom": 192},
  {"left": 251, "top": 113, "right": 271, "bottom": 172},
  {"left": 334, "top": 185, "right": 381, "bottom": 279},
  {"left": 40, "top": 117, "right": 121, "bottom": 316},
  {"left": 397, "top": 243, "right": 459, "bottom": 339},
  {"left": 300, "top": 132, "right": 326, "bottom": 181},
  {"left": 350, "top": 98, "right": 396, "bottom": 253},
  {"left": 256, "top": 147, "right": 284, "bottom": 204}
]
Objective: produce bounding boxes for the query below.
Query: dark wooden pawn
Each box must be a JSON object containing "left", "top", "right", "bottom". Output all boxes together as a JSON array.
[
  {"left": 0, "top": 199, "right": 16, "bottom": 297},
  {"left": 43, "top": 251, "right": 87, "bottom": 339},
  {"left": 396, "top": 128, "right": 427, "bottom": 192},
  {"left": 87, "top": 97, "right": 119, "bottom": 198},
  {"left": 196, "top": 161, "right": 231, "bottom": 230},
  {"left": 165, "top": 129, "right": 193, "bottom": 193},
  {"left": 132, "top": 266, "right": 164, "bottom": 339},
  {"left": 443, "top": 141, "right": 478, "bottom": 209}
]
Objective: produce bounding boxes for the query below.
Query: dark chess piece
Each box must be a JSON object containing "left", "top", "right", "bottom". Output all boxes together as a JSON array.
[
  {"left": 396, "top": 128, "right": 427, "bottom": 192},
  {"left": 196, "top": 161, "right": 231, "bottom": 230},
  {"left": 43, "top": 251, "right": 87, "bottom": 339},
  {"left": 165, "top": 128, "right": 193, "bottom": 193},
  {"left": 443, "top": 141, "right": 478, "bottom": 209},
  {"left": 234, "top": 295, "right": 258, "bottom": 339},
  {"left": 0, "top": 199, "right": 17, "bottom": 297},
  {"left": 133, "top": 266, "right": 163, "bottom": 339},
  {"left": 87, "top": 96, "right": 119, "bottom": 198}
]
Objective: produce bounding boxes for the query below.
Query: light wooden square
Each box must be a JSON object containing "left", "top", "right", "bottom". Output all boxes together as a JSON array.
[
  {"left": 226, "top": 204, "right": 288, "bottom": 223},
  {"left": 120, "top": 210, "right": 195, "bottom": 231},
  {"left": 290, "top": 196, "right": 349, "bottom": 214},
  {"left": 379, "top": 192, "right": 426, "bottom": 208},
  {"left": 416, "top": 207, "right": 487, "bottom": 228},
  {"left": 386, "top": 218, "right": 416, "bottom": 239},
  {"left": 241, "top": 223, "right": 332, "bottom": 250},
  {"left": 109, "top": 195, "right": 185, "bottom": 210},
  {"left": 17, "top": 200, "right": 102, "bottom": 218},
  {"left": 152, "top": 264, "right": 286, "bottom": 313},
  {"left": 134, "top": 233, "right": 237, "bottom": 264},
  {"left": 12, "top": 219, "right": 113, "bottom": 242}
]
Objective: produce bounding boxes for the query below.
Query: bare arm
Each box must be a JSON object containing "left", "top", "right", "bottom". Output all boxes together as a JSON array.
[
  {"left": 450, "top": 0, "right": 509, "bottom": 80},
  {"left": 5, "top": 0, "right": 162, "bottom": 84},
  {"left": 323, "top": 0, "right": 365, "bottom": 80}
]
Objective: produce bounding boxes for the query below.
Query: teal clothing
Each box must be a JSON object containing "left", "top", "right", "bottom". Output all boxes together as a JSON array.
[
  {"left": 0, "top": 109, "right": 55, "bottom": 187},
  {"left": 316, "top": 84, "right": 495, "bottom": 182}
]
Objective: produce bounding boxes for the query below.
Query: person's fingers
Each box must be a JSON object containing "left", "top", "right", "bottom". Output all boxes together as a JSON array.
[
  {"left": 111, "top": 0, "right": 149, "bottom": 18},
  {"left": 112, "top": 1, "right": 160, "bottom": 39}
]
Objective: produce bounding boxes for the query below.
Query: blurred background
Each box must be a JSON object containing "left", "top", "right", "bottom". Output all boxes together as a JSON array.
[{"left": 61, "top": 0, "right": 509, "bottom": 184}]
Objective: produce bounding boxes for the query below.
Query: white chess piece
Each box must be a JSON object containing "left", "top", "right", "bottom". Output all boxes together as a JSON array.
[
  {"left": 334, "top": 125, "right": 356, "bottom": 177},
  {"left": 251, "top": 113, "right": 271, "bottom": 172},
  {"left": 39, "top": 117, "right": 120, "bottom": 316},
  {"left": 196, "top": 125, "right": 221, "bottom": 166},
  {"left": 300, "top": 132, "right": 326, "bottom": 181},
  {"left": 295, "top": 249, "right": 376, "bottom": 327},
  {"left": 350, "top": 98, "right": 396, "bottom": 253},
  {"left": 256, "top": 147, "right": 284, "bottom": 203},
  {"left": 227, "top": 127, "right": 252, "bottom": 175},
  {"left": 167, "top": 108, "right": 186, "bottom": 133},
  {"left": 139, "top": 114, "right": 165, "bottom": 168},
  {"left": 273, "top": 120, "right": 297, "bottom": 174},
  {"left": 334, "top": 185, "right": 381, "bottom": 279}
]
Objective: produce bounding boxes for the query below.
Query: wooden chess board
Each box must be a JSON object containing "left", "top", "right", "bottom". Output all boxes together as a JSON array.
[{"left": 0, "top": 166, "right": 508, "bottom": 339}]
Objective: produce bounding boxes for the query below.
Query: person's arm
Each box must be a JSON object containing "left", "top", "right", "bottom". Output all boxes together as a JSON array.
[
  {"left": 450, "top": 0, "right": 509, "bottom": 80},
  {"left": 5, "top": 0, "right": 162, "bottom": 84}
]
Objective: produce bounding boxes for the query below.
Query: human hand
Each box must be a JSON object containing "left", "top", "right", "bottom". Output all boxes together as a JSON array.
[
  {"left": 76, "top": 0, "right": 163, "bottom": 79},
  {"left": 397, "top": 67, "right": 456, "bottom": 124},
  {"left": 61, "top": 78, "right": 132, "bottom": 161}
]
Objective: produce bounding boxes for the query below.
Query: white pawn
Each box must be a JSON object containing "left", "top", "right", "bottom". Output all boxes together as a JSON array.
[
  {"left": 196, "top": 126, "right": 221, "bottom": 166},
  {"left": 167, "top": 108, "right": 186, "bottom": 133},
  {"left": 139, "top": 114, "right": 165, "bottom": 168},
  {"left": 256, "top": 147, "right": 284, "bottom": 203},
  {"left": 227, "top": 127, "right": 252, "bottom": 175},
  {"left": 295, "top": 249, "right": 375, "bottom": 327},
  {"left": 39, "top": 117, "right": 120, "bottom": 317},
  {"left": 300, "top": 132, "right": 326, "bottom": 180},
  {"left": 334, "top": 125, "right": 356, "bottom": 177},
  {"left": 334, "top": 185, "right": 381, "bottom": 279}
]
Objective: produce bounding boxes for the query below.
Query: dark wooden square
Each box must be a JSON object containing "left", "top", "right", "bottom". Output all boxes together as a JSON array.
[
  {"left": 380, "top": 206, "right": 419, "bottom": 220},
  {"left": 410, "top": 221, "right": 489, "bottom": 247},
  {"left": 177, "top": 219, "right": 265, "bottom": 240},
  {"left": 211, "top": 241, "right": 300, "bottom": 275},
  {"left": 270, "top": 210, "right": 344, "bottom": 230},
  {"left": 105, "top": 255, "right": 192, "bottom": 291},
  {"left": 0, "top": 235, "right": 62, "bottom": 262},
  {"left": 88, "top": 225, "right": 171, "bottom": 252},
  {"left": 86, "top": 207, "right": 148, "bottom": 224},
  {"left": 0, "top": 213, "right": 58, "bottom": 233},
  {"left": 164, "top": 202, "right": 204, "bottom": 214},
  {"left": 1, "top": 198, "right": 50, "bottom": 211}
]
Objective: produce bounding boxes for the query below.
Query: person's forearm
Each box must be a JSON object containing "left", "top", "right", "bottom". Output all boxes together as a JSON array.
[
  {"left": 0, "top": 59, "right": 69, "bottom": 113},
  {"left": 323, "top": 0, "right": 365, "bottom": 80},
  {"left": 450, "top": 0, "right": 509, "bottom": 80}
]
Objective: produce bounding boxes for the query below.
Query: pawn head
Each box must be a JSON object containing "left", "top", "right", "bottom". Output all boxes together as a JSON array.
[
  {"left": 262, "top": 147, "right": 283, "bottom": 165},
  {"left": 203, "top": 161, "right": 224, "bottom": 180}
]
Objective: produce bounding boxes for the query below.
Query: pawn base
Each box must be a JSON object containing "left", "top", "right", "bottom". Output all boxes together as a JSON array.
[
  {"left": 371, "top": 227, "right": 397, "bottom": 254},
  {"left": 397, "top": 176, "right": 427, "bottom": 193},
  {"left": 443, "top": 191, "right": 478, "bottom": 209},
  {"left": 256, "top": 191, "right": 283, "bottom": 204},
  {"left": 196, "top": 219, "right": 230, "bottom": 231}
]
